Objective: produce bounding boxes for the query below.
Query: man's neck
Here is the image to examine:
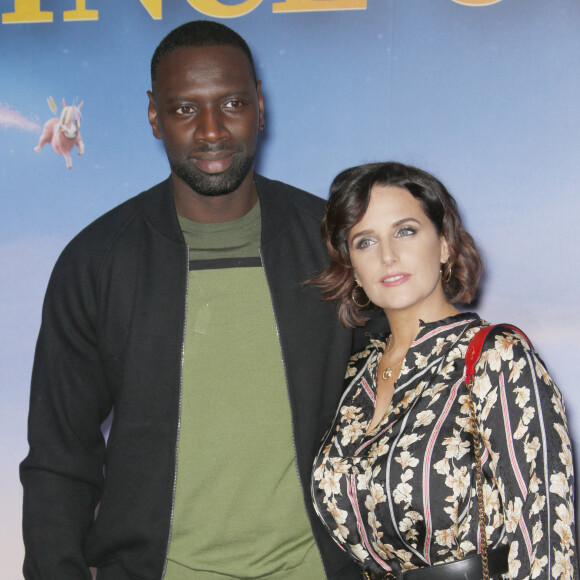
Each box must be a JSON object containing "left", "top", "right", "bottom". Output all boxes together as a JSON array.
[{"left": 172, "top": 171, "right": 259, "bottom": 223}]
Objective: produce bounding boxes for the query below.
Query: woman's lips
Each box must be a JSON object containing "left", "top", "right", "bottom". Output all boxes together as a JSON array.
[{"left": 380, "top": 273, "right": 410, "bottom": 287}]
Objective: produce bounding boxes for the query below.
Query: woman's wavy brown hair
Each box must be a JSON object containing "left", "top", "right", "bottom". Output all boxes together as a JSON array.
[{"left": 311, "top": 162, "right": 483, "bottom": 328}]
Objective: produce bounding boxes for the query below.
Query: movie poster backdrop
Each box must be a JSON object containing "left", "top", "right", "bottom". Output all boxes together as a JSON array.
[{"left": 1, "top": 0, "right": 579, "bottom": 575}]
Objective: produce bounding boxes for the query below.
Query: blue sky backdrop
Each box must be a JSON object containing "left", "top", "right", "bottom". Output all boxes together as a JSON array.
[{"left": 1, "top": 0, "right": 579, "bottom": 575}]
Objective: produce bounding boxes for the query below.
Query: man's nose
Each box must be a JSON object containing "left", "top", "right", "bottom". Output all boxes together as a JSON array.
[{"left": 195, "top": 108, "right": 228, "bottom": 143}]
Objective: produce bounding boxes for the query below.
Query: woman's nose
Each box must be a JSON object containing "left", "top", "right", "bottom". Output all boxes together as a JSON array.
[{"left": 381, "top": 241, "right": 397, "bottom": 265}]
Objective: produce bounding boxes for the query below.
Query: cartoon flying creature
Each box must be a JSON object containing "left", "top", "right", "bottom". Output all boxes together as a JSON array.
[{"left": 34, "top": 97, "right": 84, "bottom": 170}]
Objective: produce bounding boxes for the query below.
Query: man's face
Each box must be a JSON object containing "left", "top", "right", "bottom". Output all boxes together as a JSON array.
[{"left": 148, "top": 45, "right": 264, "bottom": 197}]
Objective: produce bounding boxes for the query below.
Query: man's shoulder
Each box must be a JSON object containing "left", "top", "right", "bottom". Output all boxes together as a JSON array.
[
  {"left": 58, "top": 179, "right": 171, "bottom": 264},
  {"left": 255, "top": 174, "right": 326, "bottom": 224},
  {"left": 76, "top": 179, "right": 168, "bottom": 235}
]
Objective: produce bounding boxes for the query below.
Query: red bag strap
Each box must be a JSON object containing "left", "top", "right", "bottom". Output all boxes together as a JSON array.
[{"left": 465, "top": 324, "right": 532, "bottom": 388}]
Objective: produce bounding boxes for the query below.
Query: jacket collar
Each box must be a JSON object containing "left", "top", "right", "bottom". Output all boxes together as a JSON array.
[
  {"left": 138, "top": 173, "right": 291, "bottom": 247},
  {"left": 138, "top": 177, "right": 184, "bottom": 244},
  {"left": 254, "top": 173, "right": 291, "bottom": 247}
]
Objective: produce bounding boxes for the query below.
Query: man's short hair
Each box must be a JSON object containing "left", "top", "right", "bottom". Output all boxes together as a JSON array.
[{"left": 150, "top": 20, "right": 257, "bottom": 94}]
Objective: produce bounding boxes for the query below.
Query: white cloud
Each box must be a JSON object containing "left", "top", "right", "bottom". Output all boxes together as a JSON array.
[{"left": 0, "top": 103, "right": 41, "bottom": 132}]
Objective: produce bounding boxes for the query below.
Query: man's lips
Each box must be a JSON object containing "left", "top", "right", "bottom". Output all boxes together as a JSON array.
[
  {"left": 380, "top": 273, "right": 410, "bottom": 287},
  {"left": 190, "top": 150, "right": 234, "bottom": 174}
]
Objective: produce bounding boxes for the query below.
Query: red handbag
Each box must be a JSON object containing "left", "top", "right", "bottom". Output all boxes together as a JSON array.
[{"left": 464, "top": 323, "right": 531, "bottom": 580}]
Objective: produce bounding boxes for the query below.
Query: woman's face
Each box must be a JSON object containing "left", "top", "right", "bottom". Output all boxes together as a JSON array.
[{"left": 348, "top": 184, "right": 451, "bottom": 320}]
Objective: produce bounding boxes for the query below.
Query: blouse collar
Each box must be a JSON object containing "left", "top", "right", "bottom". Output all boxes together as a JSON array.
[{"left": 367, "top": 311, "right": 482, "bottom": 387}]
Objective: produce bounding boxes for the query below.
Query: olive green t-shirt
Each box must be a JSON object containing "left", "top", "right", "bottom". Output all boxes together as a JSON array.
[{"left": 164, "top": 204, "right": 325, "bottom": 579}]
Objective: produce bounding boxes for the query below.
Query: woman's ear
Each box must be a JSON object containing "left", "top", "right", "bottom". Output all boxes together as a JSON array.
[{"left": 440, "top": 237, "right": 450, "bottom": 264}]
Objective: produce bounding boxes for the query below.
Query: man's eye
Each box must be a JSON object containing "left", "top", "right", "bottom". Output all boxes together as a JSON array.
[
  {"left": 223, "top": 100, "right": 243, "bottom": 110},
  {"left": 176, "top": 105, "right": 194, "bottom": 115}
]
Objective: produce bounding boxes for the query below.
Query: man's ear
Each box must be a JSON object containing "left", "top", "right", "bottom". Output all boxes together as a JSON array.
[
  {"left": 147, "top": 90, "right": 162, "bottom": 140},
  {"left": 256, "top": 80, "right": 265, "bottom": 131}
]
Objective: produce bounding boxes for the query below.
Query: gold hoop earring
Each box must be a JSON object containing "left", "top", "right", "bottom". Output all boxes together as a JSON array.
[
  {"left": 441, "top": 263, "right": 453, "bottom": 283},
  {"left": 351, "top": 278, "right": 370, "bottom": 308}
]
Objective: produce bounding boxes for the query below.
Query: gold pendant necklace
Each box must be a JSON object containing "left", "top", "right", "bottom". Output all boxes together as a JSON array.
[
  {"left": 382, "top": 360, "right": 404, "bottom": 380},
  {"left": 381, "top": 336, "right": 405, "bottom": 380}
]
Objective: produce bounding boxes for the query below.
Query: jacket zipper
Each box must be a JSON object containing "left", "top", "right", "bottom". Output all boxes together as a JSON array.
[
  {"left": 161, "top": 244, "right": 189, "bottom": 579},
  {"left": 259, "top": 248, "right": 328, "bottom": 579}
]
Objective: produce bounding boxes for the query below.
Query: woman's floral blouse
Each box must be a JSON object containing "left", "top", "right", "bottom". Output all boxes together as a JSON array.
[{"left": 312, "top": 313, "right": 577, "bottom": 578}]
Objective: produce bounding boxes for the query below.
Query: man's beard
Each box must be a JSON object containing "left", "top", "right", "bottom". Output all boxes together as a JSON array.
[{"left": 169, "top": 147, "right": 254, "bottom": 197}]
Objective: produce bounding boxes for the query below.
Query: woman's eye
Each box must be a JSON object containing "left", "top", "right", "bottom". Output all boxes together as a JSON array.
[
  {"left": 395, "top": 225, "right": 416, "bottom": 238},
  {"left": 355, "top": 238, "right": 374, "bottom": 250}
]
